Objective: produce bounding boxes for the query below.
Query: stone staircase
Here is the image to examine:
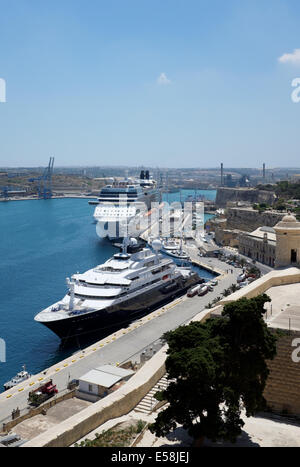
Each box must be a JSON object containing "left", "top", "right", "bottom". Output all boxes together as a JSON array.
[{"left": 134, "top": 375, "right": 169, "bottom": 414}]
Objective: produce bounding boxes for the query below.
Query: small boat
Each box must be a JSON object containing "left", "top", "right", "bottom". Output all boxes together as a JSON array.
[
  {"left": 163, "top": 249, "right": 190, "bottom": 261},
  {"left": 162, "top": 239, "right": 179, "bottom": 252},
  {"left": 162, "top": 234, "right": 190, "bottom": 262},
  {"left": 4, "top": 365, "right": 31, "bottom": 391}
]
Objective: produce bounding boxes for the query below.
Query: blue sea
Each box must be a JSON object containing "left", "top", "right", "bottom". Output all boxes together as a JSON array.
[{"left": 0, "top": 190, "right": 216, "bottom": 389}]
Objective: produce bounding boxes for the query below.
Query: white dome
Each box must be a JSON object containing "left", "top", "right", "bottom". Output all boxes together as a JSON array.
[
  {"left": 281, "top": 213, "right": 297, "bottom": 223},
  {"left": 129, "top": 238, "right": 138, "bottom": 245},
  {"left": 275, "top": 212, "right": 300, "bottom": 230}
]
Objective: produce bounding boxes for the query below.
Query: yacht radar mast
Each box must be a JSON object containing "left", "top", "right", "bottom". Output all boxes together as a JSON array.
[{"left": 66, "top": 277, "right": 75, "bottom": 311}]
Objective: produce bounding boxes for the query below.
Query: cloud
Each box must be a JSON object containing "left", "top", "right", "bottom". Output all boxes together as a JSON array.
[
  {"left": 278, "top": 49, "right": 300, "bottom": 65},
  {"left": 157, "top": 73, "right": 171, "bottom": 85}
]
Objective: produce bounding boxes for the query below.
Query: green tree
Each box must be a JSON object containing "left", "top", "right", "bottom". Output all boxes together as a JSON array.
[{"left": 150, "top": 295, "right": 277, "bottom": 444}]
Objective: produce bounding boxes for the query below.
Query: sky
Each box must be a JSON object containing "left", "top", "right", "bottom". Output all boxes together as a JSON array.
[{"left": 1, "top": 0, "right": 300, "bottom": 168}]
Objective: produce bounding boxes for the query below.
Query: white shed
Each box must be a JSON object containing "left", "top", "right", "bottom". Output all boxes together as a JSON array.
[{"left": 77, "top": 365, "right": 134, "bottom": 402}]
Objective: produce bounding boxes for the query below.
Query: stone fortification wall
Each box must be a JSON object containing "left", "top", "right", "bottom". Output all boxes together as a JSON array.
[
  {"left": 215, "top": 188, "right": 276, "bottom": 208},
  {"left": 264, "top": 331, "right": 300, "bottom": 416},
  {"left": 227, "top": 208, "right": 284, "bottom": 232}
]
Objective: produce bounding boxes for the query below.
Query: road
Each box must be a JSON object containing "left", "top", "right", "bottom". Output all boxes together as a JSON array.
[{"left": 221, "top": 246, "right": 273, "bottom": 276}]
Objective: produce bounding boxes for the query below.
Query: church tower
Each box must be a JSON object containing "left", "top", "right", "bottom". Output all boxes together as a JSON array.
[{"left": 274, "top": 213, "right": 300, "bottom": 268}]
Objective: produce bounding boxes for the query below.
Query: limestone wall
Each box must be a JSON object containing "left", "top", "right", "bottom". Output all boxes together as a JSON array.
[
  {"left": 215, "top": 188, "right": 276, "bottom": 208},
  {"left": 227, "top": 208, "right": 284, "bottom": 232},
  {"left": 264, "top": 331, "right": 300, "bottom": 416},
  {"left": 219, "top": 268, "right": 300, "bottom": 416},
  {"left": 215, "top": 228, "right": 241, "bottom": 247}
]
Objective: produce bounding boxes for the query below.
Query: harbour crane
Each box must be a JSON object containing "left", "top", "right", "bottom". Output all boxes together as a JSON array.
[{"left": 28, "top": 157, "right": 55, "bottom": 199}]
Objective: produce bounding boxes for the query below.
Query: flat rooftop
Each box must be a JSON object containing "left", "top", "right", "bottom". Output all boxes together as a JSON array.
[
  {"left": 265, "top": 283, "right": 300, "bottom": 332},
  {"left": 210, "top": 273, "right": 300, "bottom": 331},
  {"left": 80, "top": 365, "right": 134, "bottom": 388}
]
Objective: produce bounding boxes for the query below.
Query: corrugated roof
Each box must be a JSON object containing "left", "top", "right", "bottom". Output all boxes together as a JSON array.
[
  {"left": 79, "top": 365, "right": 134, "bottom": 388},
  {"left": 96, "top": 365, "right": 134, "bottom": 378},
  {"left": 79, "top": 369, "right": 121, "bottom": 388}
]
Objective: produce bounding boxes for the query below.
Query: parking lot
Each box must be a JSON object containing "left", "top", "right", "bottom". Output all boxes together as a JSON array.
[{"left": 12, "top": 398, "right": 92, "bottom": 441}]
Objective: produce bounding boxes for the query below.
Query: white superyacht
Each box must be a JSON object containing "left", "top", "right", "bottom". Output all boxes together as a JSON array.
[{"left": 34, "top": 239, "right": 199, "bottom": 340}]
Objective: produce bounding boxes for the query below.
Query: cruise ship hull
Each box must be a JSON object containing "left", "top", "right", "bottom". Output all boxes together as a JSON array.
[{"left": 39, "top": 273, "right": 199, "bottom": 341}]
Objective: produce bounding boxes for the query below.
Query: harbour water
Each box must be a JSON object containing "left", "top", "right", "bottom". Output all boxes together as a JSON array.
[{"left": 0, "top": 190, "right": 216, "bottom": 389}]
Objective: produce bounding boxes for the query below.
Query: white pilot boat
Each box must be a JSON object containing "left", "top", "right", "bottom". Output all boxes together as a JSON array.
[{"left": 4, "top": 365, "right": 31, "bottom": 391}]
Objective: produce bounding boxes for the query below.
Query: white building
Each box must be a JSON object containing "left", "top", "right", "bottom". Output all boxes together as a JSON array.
[{"left": 77, "top": 365, "right": 134, "bottom": 402}]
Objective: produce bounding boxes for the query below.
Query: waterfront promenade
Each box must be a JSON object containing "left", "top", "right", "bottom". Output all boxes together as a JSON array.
[{"left": 0, "top": 258, "right": 242, "bottom": 427}]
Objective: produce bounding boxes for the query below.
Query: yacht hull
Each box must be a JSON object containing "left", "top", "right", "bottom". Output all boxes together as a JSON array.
[{"left": 39, "top": 273, "right": 199, "bottom": 340}]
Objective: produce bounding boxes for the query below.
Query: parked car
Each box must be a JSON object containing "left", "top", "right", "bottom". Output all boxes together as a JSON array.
[
  {"left": 198, "top": 285, "right": 209, "bottom": 297},
  {"left": 187, "top": 285, "right": 202, "bottom": 297},
  {"left": 237, "top": 274, "right": 246, "bottom": 283}
]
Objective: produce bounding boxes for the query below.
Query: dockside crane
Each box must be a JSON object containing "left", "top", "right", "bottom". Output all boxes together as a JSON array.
[{"left": 29, "top": 157, "right": 55, "bottom": 199}]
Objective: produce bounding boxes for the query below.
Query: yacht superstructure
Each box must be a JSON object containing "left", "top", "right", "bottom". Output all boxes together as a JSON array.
[
  {"left": 93, "top": 171, "right": 161, "bottom": 240},
  {"left": 34, "top": 240, "right": 199, "bottom": 340}
]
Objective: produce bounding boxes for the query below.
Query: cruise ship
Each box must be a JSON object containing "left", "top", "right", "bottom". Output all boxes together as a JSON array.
[
  {"left": 93, "top": 171, "right": 162, "bottom": 240},
  {"left": 34, "top": 240, "right": 199, "bottom": 340}
]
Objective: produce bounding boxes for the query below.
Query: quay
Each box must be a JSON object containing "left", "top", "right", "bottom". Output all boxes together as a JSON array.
[
  {"left": 0, "top": 255, "right": 242, "bottom": 428},
  {"left": 0, "top": 194, "right": 98, "bottom": 202}
]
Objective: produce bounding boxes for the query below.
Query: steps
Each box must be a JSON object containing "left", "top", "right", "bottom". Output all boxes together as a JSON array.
[{"left": 134, "top": 375, "right": 170, "bottom": 414}]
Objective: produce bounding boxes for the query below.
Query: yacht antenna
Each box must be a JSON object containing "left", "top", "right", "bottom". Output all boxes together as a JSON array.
[
  {"left": 152, "top": 238, "right": 162, "bottom": 264},
  {"left": 122, "top": 237, "right": 130, "bottom": 254},
  {"left": 66, "top": 277, "right": 75, "bottom": 311}
]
